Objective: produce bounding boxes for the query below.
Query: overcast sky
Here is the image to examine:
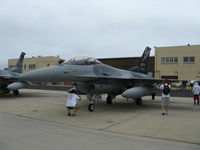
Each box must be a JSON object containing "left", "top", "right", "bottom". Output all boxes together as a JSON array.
[{"left": 0, "top": 0, "right": 200, "bottom": 68}]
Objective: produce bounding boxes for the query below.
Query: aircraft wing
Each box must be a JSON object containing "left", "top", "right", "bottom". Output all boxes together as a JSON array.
[
  {"left": 0, "top": 75, "right": 12, "bottom": 78},
  {"left": 0, "top": 69, "right": 19, "bottom": 79},
  {"left": 0, "top": 74, "right": 18, "bottom": 79}
]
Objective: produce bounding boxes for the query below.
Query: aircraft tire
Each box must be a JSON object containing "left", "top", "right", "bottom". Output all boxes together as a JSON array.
[
  {"left": 135, "top": 98, "right": 142, "bottom": 105},
  {"left": 88, "top": 103, "right": 95, "bottom": 112},
  {"left": 106, "top": 95, "right": 113, "bottom": 104},
  {"left": 13, "top": 90, "right": 19, "bottom": 96},
  {"left": 152, "top": 93, "right": 156, "bottom": 100}
]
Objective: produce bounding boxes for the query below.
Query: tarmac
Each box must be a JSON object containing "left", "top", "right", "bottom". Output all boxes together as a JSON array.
[{"left": 0, "top": 89, "right": 200, "bottom": 150}]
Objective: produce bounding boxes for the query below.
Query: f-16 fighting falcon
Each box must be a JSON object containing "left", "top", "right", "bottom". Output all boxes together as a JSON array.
[
  {"left": 0, "top": 52, "right": 28, "bottom": 95},
  {"left": 19, "top": 47, "right": 167, "bottom": 111}
]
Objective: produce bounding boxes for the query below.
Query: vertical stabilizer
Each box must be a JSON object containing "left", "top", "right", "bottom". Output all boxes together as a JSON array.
[
  {"left": 10, "top": 52, "right": 26, "bottom": 73},
  {"left": 128, "top": 47, "right": 151, "bottom": 74}
]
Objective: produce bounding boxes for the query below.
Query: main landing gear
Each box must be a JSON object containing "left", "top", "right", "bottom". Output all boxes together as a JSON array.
[
  {"left": 12, "top": 90, "right": 19, "bottom": 96},
  {"left": 88, "top": 103, "right": 95, "bottom": 112},
  {"left": 87, "top": 94, "right": 114, "bottom": 111},
  {"left": 134, "top": 97, "right": 143, "bottom": 106},
  {"left": 152, "top": 93, "right": 156, "bottom": 100},
  {"left": 106, "top": 95, "right": 113, "bottom": 104}
]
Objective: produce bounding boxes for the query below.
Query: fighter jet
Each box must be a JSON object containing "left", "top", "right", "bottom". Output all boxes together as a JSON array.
[
  {"left": 0, "top": 52, "right": 28, "bottom": 95},
  {"left": 19, "top": 47, "right": 167, "bottom": 111}
]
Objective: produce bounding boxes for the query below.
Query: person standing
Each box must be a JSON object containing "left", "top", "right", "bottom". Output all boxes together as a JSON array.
[
  {"left": 192, "top": 83, "right": 200, "bottom": 106},
  {"left": 66, "top": 89, "right": 81, "bottom": 116},
  {"left": 159, "top": 78, "right": 171, "bottom": 116}
]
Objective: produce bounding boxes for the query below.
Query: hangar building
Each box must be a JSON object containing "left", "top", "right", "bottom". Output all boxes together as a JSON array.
[
  {"left": 155, "top": 45, "right": 200, "bottom": 80},
  {"left": 98, "top": 57, "right": 154, "bottom": 77}
]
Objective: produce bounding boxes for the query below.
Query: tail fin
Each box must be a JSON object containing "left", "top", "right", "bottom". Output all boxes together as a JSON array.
[
  {"left": 128, "top": 47, "right": 151, "bottom": 74},
  {"left": 10, "top": 52, "right": 26, "bottom": 73}
]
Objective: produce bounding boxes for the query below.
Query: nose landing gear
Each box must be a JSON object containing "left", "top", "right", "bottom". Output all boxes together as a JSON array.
[
  {"left": 86, "top": 94, "right": 102, "bottom": 112},
  {"left": 88, "top": 103, "right": 95, "bottom": 112}
]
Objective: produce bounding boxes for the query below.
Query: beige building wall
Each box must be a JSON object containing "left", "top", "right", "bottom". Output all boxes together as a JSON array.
[
  {"left": 8, "top": 56, "right": 63, "bottom": 73},
  {"left": 155, "top": 45, "right": 200, "bottom": 80}
]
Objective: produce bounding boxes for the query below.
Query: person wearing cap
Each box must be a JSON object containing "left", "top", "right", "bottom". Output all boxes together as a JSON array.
[
  {"left": 159, "top": 78, "right": 171, "bottom": 116},
  {"left": 66, "top": 89, "right": 81, "bottom": 116},
  {"left": 192, "top": 82, "right": 200, "bottom": 106}
]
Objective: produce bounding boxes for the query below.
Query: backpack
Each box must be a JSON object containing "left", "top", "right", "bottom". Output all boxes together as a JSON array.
[{"left": 163, "top": 84, "right": 170, "bottom": 95}]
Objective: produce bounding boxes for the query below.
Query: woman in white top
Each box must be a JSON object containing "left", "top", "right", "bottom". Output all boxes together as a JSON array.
[
  {"left": 192, "top": 83, "right": 200, "bottom": 106},
  {"left": 66, "top": 89, "right": 80, "bottom": 116}
]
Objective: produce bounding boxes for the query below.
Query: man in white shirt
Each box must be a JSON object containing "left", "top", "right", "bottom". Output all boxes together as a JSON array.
[
  {"left": 66, "top": 89, "right": 81, "bottom": 116},
  {"left": 192, "top": 83, "right": 200, "bottom": 106},
  {"left": 159, "top": 78, "right": 171, "bottom": 116}
]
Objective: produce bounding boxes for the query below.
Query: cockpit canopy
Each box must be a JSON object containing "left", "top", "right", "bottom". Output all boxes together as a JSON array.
[{"left": 63, "top": 56, "right": 101, "bottom": 65}]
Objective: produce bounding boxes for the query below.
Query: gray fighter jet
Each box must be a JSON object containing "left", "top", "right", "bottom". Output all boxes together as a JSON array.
[
  {"left": 19, "top": 47, "right": 165, "bottom": 111},
  {"left": 0, "top": 52, "right": 28, "bottom": 95}
]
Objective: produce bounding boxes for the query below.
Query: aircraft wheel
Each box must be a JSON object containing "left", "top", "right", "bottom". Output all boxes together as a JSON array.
[
  {"left": 106, "top": 95, "right": 113, "bottom": 104},
  {"left": 152, "top": 93, "right": 156, "bottom": 100},
  {"left": 13, "top": 90, "right": 19, "bottom": 96},
  {"left": 88, "top": 103, "right": 95, "bottom": 112},
  {"left": 135, "top": 98, "right": 142, "bottom": 105}
]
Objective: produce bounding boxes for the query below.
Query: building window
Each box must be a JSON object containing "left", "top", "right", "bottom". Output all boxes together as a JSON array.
[
  {"left": 9, "top": 65, "right": 14, "bottom": 68},
  {"left": 29, "top": 64, "right": 36, "bottom": 69},
  {"left": 24, "top": 64, "right": 26, "bottom": 70},
  {"left": 161, "top": 58, "right": 165, "bottom": 63},
  {"left": 161, "top": 76, "right": 178, "bottom": 79},
  {"left": 183, "top": 56, "right": 195, "bottom": 63},
  {"left": 161, "top": 57, "right": 178, "bottom": 63}
]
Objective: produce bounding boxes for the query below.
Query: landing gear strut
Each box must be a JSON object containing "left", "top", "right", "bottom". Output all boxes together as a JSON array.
[{"left": 86, "top": 94, "right": 102, "bottom": 112}]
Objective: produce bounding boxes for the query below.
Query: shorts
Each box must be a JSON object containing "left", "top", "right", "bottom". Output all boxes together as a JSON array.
[
  {"left": 193, "top": 95, "right": 199, "bottom": 100},
  {"left": 67, "top": 105, "right": 79, "bottom": 110},
  {"left": 161, "top": 97, "right": 170, "bottom": 105},
  {"left": 67, "top": 107, "right": 75, "bottom": 109}
]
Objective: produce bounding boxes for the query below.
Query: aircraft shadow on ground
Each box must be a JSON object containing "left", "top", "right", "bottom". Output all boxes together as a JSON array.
[
  {"left": 0, "top": 94, "right": 195, "bottom": 113},
  {"left": 0, "top": 92, "right": 53, "bottom": 99},
  {"left": 81, "top": 98, "right": 196, "bottom": 112}
]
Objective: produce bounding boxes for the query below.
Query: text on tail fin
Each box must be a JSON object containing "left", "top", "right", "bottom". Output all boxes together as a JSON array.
[{"left": 128, "top": 47, "right": 151, "bottom": 74}]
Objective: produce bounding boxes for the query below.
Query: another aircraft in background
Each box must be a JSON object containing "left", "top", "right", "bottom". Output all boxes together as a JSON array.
[
  {"left": 0, "top": 52, "right": 28, "bottom": 95},
  {"left": 190, "top": 79, "right": 200, "bottom": 85},
  {"left": 19, "top": 47, "right": 170, "bottom": 111}
]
